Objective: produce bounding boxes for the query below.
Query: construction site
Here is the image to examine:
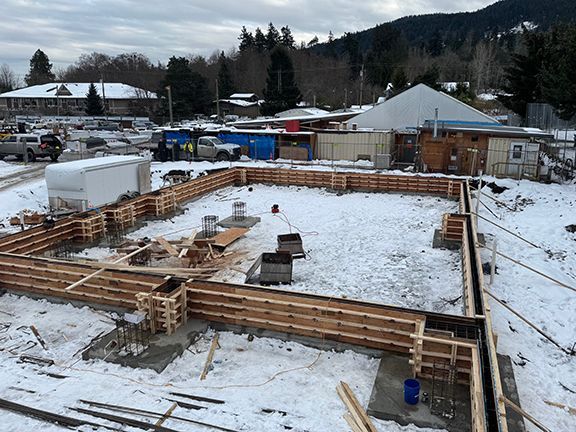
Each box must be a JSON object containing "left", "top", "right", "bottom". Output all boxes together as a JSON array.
[{"left": 0, "top": 162, "right": 574, "bottom": 432}]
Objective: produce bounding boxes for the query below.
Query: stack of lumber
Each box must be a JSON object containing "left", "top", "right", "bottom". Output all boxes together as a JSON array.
[{"left": 336, "top": 381, "right": 377, "bottom": 432}]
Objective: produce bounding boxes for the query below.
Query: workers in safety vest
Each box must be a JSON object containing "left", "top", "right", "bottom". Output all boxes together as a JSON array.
[{"left": 183, "top": 140, "right": 194, "bottom": 162}]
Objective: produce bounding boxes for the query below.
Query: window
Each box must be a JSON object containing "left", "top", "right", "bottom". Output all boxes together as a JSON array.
[
  {"left": 512, "top": 145, "right": 523, "bottom": 159},
  {"left": 471, "top": 135, "right": 479, "bottom": 142},
  {"left": 26, "top": 137, "right": 38, "bottom": 143}
]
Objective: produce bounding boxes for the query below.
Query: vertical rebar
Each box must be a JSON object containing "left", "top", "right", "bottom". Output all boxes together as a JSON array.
[
  {"left": 232, "top": 201, "right": 247, "bottom": 221},
  {"left": 202, "top": 215, "right": 219, "bottom": 238}
]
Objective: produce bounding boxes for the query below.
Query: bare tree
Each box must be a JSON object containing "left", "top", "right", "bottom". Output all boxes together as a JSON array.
[
  {"left": 0, "top": 64, "right": 19, "bottom": 93},
  {"left": 471, "top": 41, "right": 497, "bottom": 92}
]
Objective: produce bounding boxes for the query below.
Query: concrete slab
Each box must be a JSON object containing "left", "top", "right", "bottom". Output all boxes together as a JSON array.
[
  {"left": 498, "top": 354, "right": 527, "bottom": 432},
  {"left": 432, "top": 229, "right": 461, "bottom": 250},
  {"left": 83, "top": 319, "right": 208, "bottom": 373},
  {"left": 367, "top": 352, "right": 471, "bottom": 432},
  {"left": 218, "top": 215, "right": 261, "bottom": 229}
]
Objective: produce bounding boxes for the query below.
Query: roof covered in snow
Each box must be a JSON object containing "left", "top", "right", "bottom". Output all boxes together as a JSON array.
[
  {"left": 217, "top": 99, "right": 259, "bottom": 107},
  {"left": 0, "top": 83, "right": 157, "bottom": 100},
  {"left": 229, "top": 93, "right": 258, "bottom": 100},
  {"left": 352, "top": 84, "right": 498, "bottom": 131},
  {"left": 275, "top": 107, "right": 330, "bottom": 118}
]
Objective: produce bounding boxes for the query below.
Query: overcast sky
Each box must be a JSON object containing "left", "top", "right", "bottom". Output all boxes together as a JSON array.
[{"left": 2, "top": 0, "right": 495, "bottom": 78}]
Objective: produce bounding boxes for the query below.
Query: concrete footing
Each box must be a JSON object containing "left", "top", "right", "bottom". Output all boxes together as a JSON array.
[
  {"left": 83, "top": 319, "right": 208, "bottom": 373},
  {"left": 218, "top": 215, "right": 261, "bottom": 229},
  {"left": 367, "top": 352, "right": 472, "bottom": 431}
]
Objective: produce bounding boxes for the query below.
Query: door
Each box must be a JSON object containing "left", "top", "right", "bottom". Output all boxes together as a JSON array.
[
  {"left": 507, "top": 142, "right": 526, "bottom": 177},
  {"left": 197, "top": 137, "right": 216, "bottom": 159}
]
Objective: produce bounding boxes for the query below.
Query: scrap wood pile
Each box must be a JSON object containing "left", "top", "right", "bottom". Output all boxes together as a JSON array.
[{"left": 89, "top": 227, "right": 251, "bottom": 280}]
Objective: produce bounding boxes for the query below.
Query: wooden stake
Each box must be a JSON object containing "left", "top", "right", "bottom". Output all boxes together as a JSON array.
[
  {"left": 472, "top": 212, "right": 540, "bottom": 249},
  {"left": 200, "top": 332, "right": 220, "bottom": 381},
  {"left": 484, "top": 289, "right": 570, "bottom": 354},
  {"left": 65, "top": 244, "right": 153, "bottom": 291},
  {"left": 483, "top": 247, "right": 576, "bottom": 294},
  {"left": 154, "top": 402, "right": 177, "bottom": 427},
  {"left": 490, "top": 239, "right": 497, "bottom": 285},
  {"left": 500, "top": 396, "right": 551, "bottom": 432}
]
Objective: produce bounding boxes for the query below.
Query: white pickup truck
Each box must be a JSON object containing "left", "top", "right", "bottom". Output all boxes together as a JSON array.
[{"left": 0, "top": 133, "right": 63, "bottom": 162}]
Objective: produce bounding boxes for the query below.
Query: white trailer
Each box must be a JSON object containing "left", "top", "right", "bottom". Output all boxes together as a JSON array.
[{"left": 45, "top": 155, "right": 151, "bottom": 211}]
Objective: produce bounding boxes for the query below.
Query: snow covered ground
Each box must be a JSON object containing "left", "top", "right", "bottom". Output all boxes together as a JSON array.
[
  {"left": 0, "top": 294, "right": 439, "bottom": 432},
  {"left": 127, "top": 183, "right": 462, "bottom": 314},
  {"left": 478, "top": 178, "right": 576, "bottom": 432},
  {"left": 0, "top": 158, "right": 573, "bottom": 431}
]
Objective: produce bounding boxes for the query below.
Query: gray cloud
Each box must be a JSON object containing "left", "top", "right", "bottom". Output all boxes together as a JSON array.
[{"left": 1, "top": 0, "right": 495, "bottom": 76}]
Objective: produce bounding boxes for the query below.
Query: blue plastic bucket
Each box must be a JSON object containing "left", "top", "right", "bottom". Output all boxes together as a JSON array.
[{"left": 404, "top": 378, "right": 420, "bottom": 405}]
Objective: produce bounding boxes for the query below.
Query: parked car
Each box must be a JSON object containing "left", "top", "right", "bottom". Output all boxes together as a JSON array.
[{"left": 0, "top": 133, "right": 64, "bottom": 161}]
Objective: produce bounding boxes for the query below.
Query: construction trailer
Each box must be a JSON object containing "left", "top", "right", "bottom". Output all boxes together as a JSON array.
[{"left": 45, "top": 155, "right": 151, "bottom": 211}]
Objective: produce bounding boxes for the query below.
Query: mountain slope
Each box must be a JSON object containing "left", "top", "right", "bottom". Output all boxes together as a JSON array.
[{"left": 316, "top": 0, "right": 576, "bottom": 55}]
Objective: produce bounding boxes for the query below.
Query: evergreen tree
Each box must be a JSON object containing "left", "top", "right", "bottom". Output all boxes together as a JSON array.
[
  {"left": 254, "top": 28, "right": 267, "bottom": 52},
  {"left": 391, "top": 68, "right": 409, "bottom": 94},
  {"left": 25, "top": 49, "right": 55, "bottom": 86},
  {"left": 261, "top": 46, "right": 301, "bottom": 115},
  {"left": 541, "top": 25, "right": 576, "bottom": 120},
  {"left": 365, "top": 24, "right": 407, "bottom": 87},
  {"left": 427, "top": 31, "right": 444, "bottom": 57},
  {"left": 162, "top": 56, "right": 212, "bottom": 118},
  {"left": 448, "top": 82, "right": 476, "bottom": 104},
  {"left": 328, "top": 31, "right": 334, "bottom": 43},
  {"left": 412, "top": 67, "right": 442, "bottom": 90},
  {"left": 84, "top": 83, "right": 104, "bottom": 115},
  {"left": 238, "top": 26, "right": 254, "bottom": 51},
  {"left": 343, "top": 33, "right": 362, "bottom": 81},
  {"left": 499, "top": 31, "right": 547, "bottom": 118},
  {"left": 217, "top": 52, "right": 236, "bottom": 98},
  {"left": 307, "top": 36, "right": 319, "bottom": 48},
  {"left": 266, "top": 23, "right": 280, "bottom": 51},
  {"left": 280, "top": 26, "right": 295, "bottom": 49}
]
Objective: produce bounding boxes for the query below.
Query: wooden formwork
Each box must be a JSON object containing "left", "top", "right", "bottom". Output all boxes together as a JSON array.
[
  {"left": 442, "top": 213, "right": 467, "bottom": 242},
  {"left": 185, "top": 279, "right": 427, "bottom": 353},
  {"left": 149, "top": 190, "right": 177, "bottom": 216},
  {"left": 104, "top": 204, "right": 136, "bottom": 231},
  {"left": 0, "top": 252, "right": 164, "bottom": 308},
  {"left": 461, "top": 228, "right": 477, "bottom": 317},
  {"left": 136, "top": 282, "right": 188, "bottom": 335},
  {"left": 73, "top": 213, "right": 106, "bottom": 243},
  {"left": 241, "top": 168, "right": 463, "bottom": 198}
]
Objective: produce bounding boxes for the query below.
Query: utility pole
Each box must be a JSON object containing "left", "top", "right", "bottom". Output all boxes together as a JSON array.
[
  {"left": 215, "top": 79, "right": 220, "bottom": 121},
  {"left": 358, "top": 64, "right": 364, "bottom": 107},
  {"left": 165, "top": 85, "right": 173, "bottom": 127},
  {"left": 100, "top": 77, "right": 107, "bottom": 120}
]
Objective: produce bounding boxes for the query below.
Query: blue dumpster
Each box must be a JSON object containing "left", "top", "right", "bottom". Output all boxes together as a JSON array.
[{"left": 404, "top": 378, "right": 420, "bottom": 405}]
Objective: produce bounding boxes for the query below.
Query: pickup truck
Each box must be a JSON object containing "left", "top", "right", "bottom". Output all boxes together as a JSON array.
[
  {"left": 143, "top": 129, "right": 241, "bottom": 162},
  {"left": 0, "top": 133, "right": 63, "bottom": 162}
]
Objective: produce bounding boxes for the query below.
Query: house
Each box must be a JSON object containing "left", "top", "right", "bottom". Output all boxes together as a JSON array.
[
  {"left": 214, "top": 93, "right": 261, "bottom": 118},
  {"left": 418, "top": 122, "right": 553, "bottom": 178},
  {"left": 275, "top": 107, "right": 330, "bottom": 118},
  {"left": 0, "top": 83, "right": 158, "bottom": 117}
]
